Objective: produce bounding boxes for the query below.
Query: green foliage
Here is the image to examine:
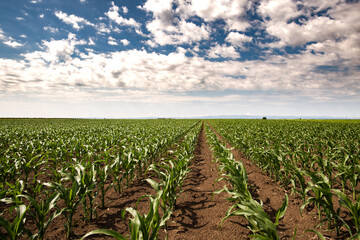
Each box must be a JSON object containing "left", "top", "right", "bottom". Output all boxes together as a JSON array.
[
  {"left": 95, "top": 163, "right": 112, "bottom": 209},
  {"left": 0, "top": 119, "right": 200, "bottom": 239},
  {"left": 18, "top": 192, "right": 63, "bottom": 240},
  {"left": 46, "top": 174, "right": 82, "bottom": 239},
  {"left": 0, "top": 204, "right": 30, "bottom": 240},
  {"left": 208, "top": 119, "right": 360, "bottom": 237},
  {"left": 126, "top": 191, "right": 172, "bottom": 240},
  {"left": 207, "top": 124, "right": 288, "bottom": 239},
  {"left": 81, "top": 190, "right": 172, "bottom": 240},
  {"left": 81, "top": 229, "right": 126, "bottom": 240},
  {"left": 146, "top": 158, "right": 190, "bottom": 211},
  {"left": 304, "top": 229, "right": 326, "bottom": 240},
  {"left": 301, "top": 172, "right": 341, "bottom": 234},
  {"left": 3, "top": 118, "right": 358, "bottom": 238},
  {"left": 332, "top": 189, "right": 360, "bottom": 237}
]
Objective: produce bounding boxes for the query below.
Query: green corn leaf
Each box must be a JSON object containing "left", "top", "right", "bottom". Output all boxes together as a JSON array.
[
  {"left": 305, "top": 229, "right": 326, "bottom": 240},
  {"left": 275, "top": 194, "right": 288, "bottom": 227},
  {"left": 0, "top": 215, "right": 14, "bottom": 239},
  {"left": 126, "top": 207, "right": 141, "bottom": 240},
  {"left": 248, "top": 234, "right": 273, "bottom": 240},
  {"left": 145, "top": 178, "right": 160, "bottom": 192},
  {"left": 291, "top": 226, "right": 297, "bottom": 240},
  {"left": 80, "top": 229, "right": 126, "bottom": 240}
]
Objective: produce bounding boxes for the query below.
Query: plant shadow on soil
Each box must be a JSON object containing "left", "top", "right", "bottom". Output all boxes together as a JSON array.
[{"left": 1, "top": 122, "right": 352, "bottom": 240}]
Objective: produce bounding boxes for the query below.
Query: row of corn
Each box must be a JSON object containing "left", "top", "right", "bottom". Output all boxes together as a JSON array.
[
  {"left": 0, "top": 119, "right": 199, "bottom": 240},
  {"left": 205, "top": 123, "right": 289, "bottom": 239},
  {"left": 209, "top": 119, "right": 360, "bottom": 239},
  {"left": 81, "top": 121, "right": 201, "bottom": 239}
]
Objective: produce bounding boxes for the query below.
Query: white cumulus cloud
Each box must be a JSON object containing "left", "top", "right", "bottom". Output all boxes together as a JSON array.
[
  {"left": 122, "top": 6, "right": 128, "bottom": 14},
  {"left": 44, "top": 26, "right": 59, "bottom": 33},
  {"left": 0, "top": 40, "right": 359, "bottom": 105},
  {"left": 140, "top": 0, "right": 253, "bottom": 46},
  {"left": 106, "top": 2, "right": 140, "bottom": 28},
  {"left": 55, "top": 11, "right": 95, "bottom": 30},
  {"left": 225, "top": 32, "right": 252, "bottom": 48},
  {"left": 4, "top": 41, "right": 24, "bottom": 48},
  {"left": 258, "top": 0, "right": 360, "bottom": 48},
  {"left": 108, "top": 36, "right": 118, "bottom": 45},
  {"left": 188, "top": 0, "right": 251, "bottom": 31},
  {"left": 0, "top": 28, "right": 24, "bottom": 48},
  {"left": 88, "top": 37, "right": 95, "bottom": 46},
  {"left": 207, "top": 44, "right": 240, "bottom": 59},
  {"left": 258, "top": 0, "right": 301, "bottom": 22},
  {"left": 23, "top": 33, "right": 86, "bottom": 63},
  {"left": 120, "top": 39, "right": 130, "bottom": 46},
  {"left": 142, "top": 0, "right": 211, "bottom": 45}
]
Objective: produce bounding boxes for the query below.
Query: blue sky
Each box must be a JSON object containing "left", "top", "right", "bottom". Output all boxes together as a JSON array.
[{"left": 0, "top": 0, "right": 359, "bottom": 118}]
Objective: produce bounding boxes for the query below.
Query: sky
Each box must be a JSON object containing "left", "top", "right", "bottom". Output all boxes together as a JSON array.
[{"left": 0, "top": 0, "right": 359, "bottom": 118}]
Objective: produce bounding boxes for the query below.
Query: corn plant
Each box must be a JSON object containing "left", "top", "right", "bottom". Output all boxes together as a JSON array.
[
  {"left": 301, "top": 172, "right": 341, "bottom": 235},
  {"left": 111, "top": 152, "right": 137, "bottom": 193},
  {"left": 23, "top": 180, "right": 45, "bottom": 202},
  {"left": 332, "top": 189, "right": 360, "bottom": 238},
  {"left": 16, "top": 154, "right": 45, "bottom": 184},
  {"left": 216, "top": 158, "right": 252, "bottom": 201},
  {"left": 220, "top": 195, "right": 288, "bottom": 240},
  {"left": 48, "top": 167, "right": 63, "bottom": 183},
  {"left": 312, "top": 155, "right": 335, "bottom": 188},
  {"left": 111, "top": 153, "right": 125, "bottom": 194},
  {"left": 289, "top": 166, "right": 307, "bottom": 201},
  {"left": 18, "top": 192, "right": 63, "bottom": 240},
  {"left": 126, "top": 191, "right": 172, "bottom": 240},
  {"left": 349, "top": 164, "right": 360, "bottom": 200},
  {"left": 80, "top": 190, "right": 172, "bottom": 240},
  {"left": 305, "top": 229, "right": 326, "bottom": 240},
  {"left": 3, "top": 180, "right": 25, "bottom": 206},
  {"left": 46, "top": 174, "right": 82, "bottom": 239},
  {"left": 95, "top": 163, "right": 112, "bottom": 209},
  {"left": 334, "top": 154, "right": 353, "bottom": 194},
  {"left": 0, "top": 204, "right": 31, "bottom": 240},
  {"left": 215, "top": 157, "right": 289, "bottom": 239},
  {"left": 207, "top": 123, "right": 288, "bottom": 239},
  {"left": 277, "top": 151, "right": 294, "bottom": 187},
  {"left": 0, "top": 158, "right": 16, "bottom": 188},
  {"left": 146, "top": 158, "right": 190, "bottom": 211},
  {"left": 75, "top": 163, "right": 97, "bottom": 223},
  {"left": 122, "top": 152, "right": 137, "bottom": 188}
]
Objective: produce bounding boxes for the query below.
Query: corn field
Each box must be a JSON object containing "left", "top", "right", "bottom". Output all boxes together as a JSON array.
[
  {"left": 208, "top": 119, "right": 360, "bottom": 239},
  {"left": 0, "top": 118, "right": 359, "bottom": 239}
]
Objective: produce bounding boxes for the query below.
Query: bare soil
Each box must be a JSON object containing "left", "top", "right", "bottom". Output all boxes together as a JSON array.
[
  {"left": 161, "top": 123, "right": 250, "bottom": 239},
  {"left": 207, "top": 122, "right": 349, "bottom": 240},
  {"left": 1, "top": 122, "right": 350, "bottom": 239}
]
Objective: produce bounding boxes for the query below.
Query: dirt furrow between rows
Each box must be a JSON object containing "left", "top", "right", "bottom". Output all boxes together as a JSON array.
[
  {"left": 206, "top": 122, "right": 339, "bottom": 240},
  {"left": 163, "top": 124, "right": 250, "bottom": 239},
  {"left": 33, "top": 129, "right": 192, "bottom": 239}
]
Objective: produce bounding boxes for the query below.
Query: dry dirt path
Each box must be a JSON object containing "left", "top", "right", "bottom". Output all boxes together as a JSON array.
[{"left": 162, "top": 124, "right": 250, "bottom": 239}]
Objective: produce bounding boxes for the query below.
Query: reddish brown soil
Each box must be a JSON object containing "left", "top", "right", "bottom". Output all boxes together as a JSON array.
[
  {"left": 161, "top": 124, "right": 250, "bottom": 239},
  {"left": 1, "top": 122, "right": 351, "bottom": 239},
  {"left": 207, "top": 122, "right": 349, "bottom": 240}
]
